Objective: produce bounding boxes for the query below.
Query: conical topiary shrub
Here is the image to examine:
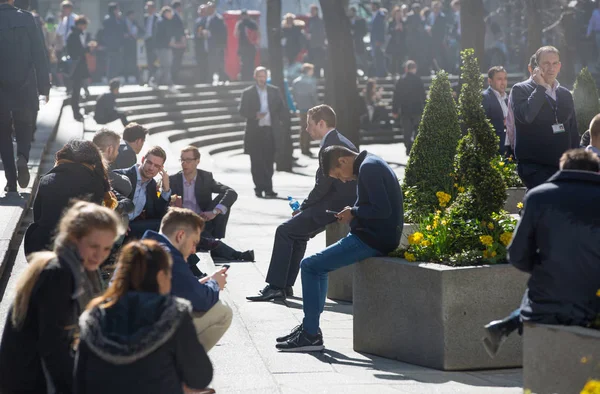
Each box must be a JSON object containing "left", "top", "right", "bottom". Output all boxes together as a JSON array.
[
  {"left": 403, "top": 71, "right": 461, "bottom": 221},
  {"left": 573, "top": 67, "right": 600, "bottom": 135},
  {"left": 451, "top": 49, "right": 506, "bottom": 220}
]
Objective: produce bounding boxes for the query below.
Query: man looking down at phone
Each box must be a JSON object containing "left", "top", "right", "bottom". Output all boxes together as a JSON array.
[
  {"left": 142, "top": 207, "right": 232, "bottom": 351},
  {"left": 511, "top": 46, "right": 579, "bottom": 189},
  {"left": 276, "top": 146, "right": 403, "bottom": 352}
]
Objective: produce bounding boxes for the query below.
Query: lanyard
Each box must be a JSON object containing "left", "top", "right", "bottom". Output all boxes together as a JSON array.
[{"left": 544, "top": 94, "right": 559, "bottom": 124}]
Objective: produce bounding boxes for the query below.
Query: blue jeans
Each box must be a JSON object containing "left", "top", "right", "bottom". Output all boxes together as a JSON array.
[{"left": 300, "top": 234, "right": 382, "bottom": 335}]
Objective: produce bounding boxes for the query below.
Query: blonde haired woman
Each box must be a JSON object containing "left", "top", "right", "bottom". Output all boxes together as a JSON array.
[
  {"left": 0, "top": 201, "right": 123, "bottom": 394},
  {"left": 75, "top": 240, "right": 213, "bottom": 394}
]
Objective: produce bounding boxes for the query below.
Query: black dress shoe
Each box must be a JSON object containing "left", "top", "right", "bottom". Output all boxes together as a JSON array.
[
  {"left": 265, "top": 191, "right": 278, "bottom": 198},
  {"left": 285, "top": 286, "right": 294, "bottom": 297},
  {"left": 4, "top": 185, "right": 17, "bottom": 193},
  {"left": 255, "top": 189, "right": 263, "bottom": 198},
  {"left": 482, "top": 314, "right": 521, "bottom": 358},
  {"left": 240, "top": 250, "right": 255, "bottom": 262},
  {"left": 246, "top": 284, "right": 285, "bottom": 302}
]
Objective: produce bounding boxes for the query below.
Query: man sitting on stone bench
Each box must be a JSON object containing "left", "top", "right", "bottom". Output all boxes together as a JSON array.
[
  {"left": 94, "top": 78, "right": 129, "bottom": 126},
  {"left": 483, "top": 149, "right": 600, "bottom": 357},
  {"left": 276, "top": 146, "right": 403, "bottom": 352}
]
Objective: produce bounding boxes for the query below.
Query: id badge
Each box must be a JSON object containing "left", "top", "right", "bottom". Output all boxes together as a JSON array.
[{"left": 552, "top": 123, "right": 565, "bottom": 134}]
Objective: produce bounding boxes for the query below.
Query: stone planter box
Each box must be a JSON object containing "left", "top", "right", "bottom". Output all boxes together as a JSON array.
[
  {"left": 504, "top": 187, "right": 526, "bottom": 214},
  {"left": 353, "top": 257, "right": 529, "bottom": 370},
  {"left": 326, "top": 223, "right": 418, "bottom": 303},
  {"left": 523, "top": 323, "right": 600, "bottom": 394}
]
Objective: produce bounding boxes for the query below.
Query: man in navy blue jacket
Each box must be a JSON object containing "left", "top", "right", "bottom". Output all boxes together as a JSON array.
[
  {"left": 247, "top": 105, "right": 358, "bottom": 302},
  {"left": 276, "top": 146, "right": 403, "bottom": 352},
  {"left": 142, "top": 207, "right": 232, "bottom": 351},
  {"left": 482, "top": 66, "right": 509, "bottom": 155},
  {"left": 511, "top": 46, "right": 579, "bottom": 189}
]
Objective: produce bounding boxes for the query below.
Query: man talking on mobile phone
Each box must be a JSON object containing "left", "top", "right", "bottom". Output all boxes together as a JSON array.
[{"left": 511, "top": 46, "right": 579, "bottom": 190}]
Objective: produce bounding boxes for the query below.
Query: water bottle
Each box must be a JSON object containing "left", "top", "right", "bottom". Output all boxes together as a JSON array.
[{"left": 288, "top": 196, "right": 300, "bottom": 212}]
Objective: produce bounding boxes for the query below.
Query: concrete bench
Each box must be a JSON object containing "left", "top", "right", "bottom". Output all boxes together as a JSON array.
[
  {"left": 353, "top": 257, "right": 529, "bottom": 370},
  {"left": 523, "top": 322, "right": 600, "bottom": 394},
  {"left": 504, "top": 187, "right": 526, "bottom": 214}
]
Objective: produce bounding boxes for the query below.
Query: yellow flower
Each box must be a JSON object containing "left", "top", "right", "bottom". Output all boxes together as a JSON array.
[
  {"left": 441, "top": 219, "right": 448, "bottom": 226},
  {"left": 435, "top": 191, "right": 451, "bottom": 206},
  {"left": 408, "top": 232, "right": 424, "bottom": 245},
  {"left": 404, "top": 252, "right": 416, "bottom": 262},
  {"left": 487, "top": 222, "right": 494, "bottom": 230},
  {"left": 426, "top": 225, "right": 432, "bottom": 231},
  {"left": 436, "top": 210, "right": 441, "bottom": 215},
  {"left": 499, "top": 161, "right": 505, "bottom": 167},
  {"left": 454, "top": 183, "right": 458, "bottom": 188},
  {"left": 458, "top": 186, "right": 465, "bottom": 193},
  {"left": 523, "top": 390, "right": 531, "bottom": 394},
  {"left": 581, "top": 356, "right": 590, "bottom": 364},
  {"left": 439, "top": 202, "right": 447, "bottom": 207},
  {"left": 156, "top": 191, "right": 161, "bottom": 198},
  {"left": 433, "top": 219, "right": 438, "bottom": 229},
  {"left": 491, "top": 251, "right": 497, "bottom": 257},
  {"left": 421, "top": 239, "right": 432, "bottom": 247},
  {"left": 508, "top": 156, "right": 513, "bottom": 162},
  {"left": 581, "top": 379, "right": 600, "bottom": 394},
  {"left": 483, "top": 250, "right": 489, "bottom": 259},
  {"left": 517, "top": 202, "right": 524, "bottom": 209},
  {"left": 500, "top": 232, "right": 513, "bottom": 247},
  {"left": 480, "top": 235, "right": 494, "bottom": 247}
]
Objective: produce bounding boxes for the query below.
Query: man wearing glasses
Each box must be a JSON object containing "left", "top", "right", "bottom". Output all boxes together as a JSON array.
[
  {"left": 114, "top": 145, "right": 172, "bottom": 238},
  {"left": 170, "top": 146, "right": 254, "bottom": 269}
]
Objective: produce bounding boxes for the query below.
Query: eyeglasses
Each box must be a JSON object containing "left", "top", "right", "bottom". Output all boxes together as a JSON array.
[{"left": 180, "top": 158, "right": 198, "bottom": 163}]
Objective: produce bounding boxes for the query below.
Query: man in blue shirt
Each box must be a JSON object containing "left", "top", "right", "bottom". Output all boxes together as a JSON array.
[{"left": 276, "top": 146, "right": 403, "bottom": 352}]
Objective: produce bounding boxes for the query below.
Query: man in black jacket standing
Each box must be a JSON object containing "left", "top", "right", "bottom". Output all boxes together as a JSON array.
[
  {"left": 143, "top": 1, "right": 159, "bottom": 85},
  {"left": 199, "top": 2, "right": 228, "bottom": 83},
  {"left": 0, "top": 0, "right": 50, "bottom": 192},
  {"left": 247, "top": 105, "right": 357, "bottom": 302},
  {"left": 392, "top": 60, "right": 426, "bottom": 155},
  {"left": 483, "top": 149, "right": 600, "bottom": 356}
]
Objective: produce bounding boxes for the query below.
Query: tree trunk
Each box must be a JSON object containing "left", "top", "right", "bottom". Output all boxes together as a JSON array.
[
  {"left": 559, "top": 7, "right": 577, "bottom": 87},
  {"left": 526, "top": 0, "right": 543, "bottom": 71},
  {"left": 460, "top": 0, "right": 486, "bottom": 71},
  {"left": 320, "top": 0, "right": 361, "bottom": 148},
  {"left": 266, "top": 0, "right": 293, "bottom": 171}
]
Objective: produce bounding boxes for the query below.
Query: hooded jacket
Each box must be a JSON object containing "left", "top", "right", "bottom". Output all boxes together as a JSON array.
[{"left": 75, "top": 292, "right": 212, "bottom": 394}]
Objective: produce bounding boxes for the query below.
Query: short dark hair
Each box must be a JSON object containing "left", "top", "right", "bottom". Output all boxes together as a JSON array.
[
  {"left": 109, "top": 78, "right": 120, "bottom": 91},
  {"left": 488, "top": 66, "right": 506, "bottom": 79},
  {"left": 307, "top": 104, "right": 336, "bottom": 128},
  {"left": 145, "top": 146, "right": 167, "bottom": 162},
  {"left": 75, "top": 15, "right": 89, "bottom": 26},
  {"left": 92, "top": 128, "right": 121, "bottom": 151},
  {"left": 590, "top": 114, "right": 600, "bottom": 141},
  {"left": 14, "top": 0, "right": 31, "bottom": 10},
  {"left": 108, "top": 2, "right": 119, "bottom": 14},
  {"left": 320, "top": 145, "right": 356, "bottom": 176},
  {"left": 559, "top": 149, "right": 600, "bottom": 172},
  {"left": 160, "top": 208, "right": 205, "bottom": 236},
  {"left": 172, "top": 1, "right": 182, "bottom": 9},
  {"left": 122, "top": 123, "right": 148, "bottom": 143},
  {"left": 405, "top": 60, "right": 417, "bottom": 71}
]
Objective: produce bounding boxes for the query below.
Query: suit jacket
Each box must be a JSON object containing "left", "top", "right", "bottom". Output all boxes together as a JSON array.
[
  {"left": 482, "top": 87, "right": 506, "bottom": 141},
  {"left": 66, "top": 27, "right": 89, "bottom": 80},
  {"left": 199, "top": 14, "right": 227, "bottom": 51},
  {"left": 172, "top": 12, "right": 185, "bottom": 40},
  {"left": 114, "top": 165, "right": 168, "bottom": 220},
  {"left": 112, "top": 141, "right": 137, "bottom": 170},
  {"left": 300, "top": 130, "right": 358, "bottom": 226},
  {"left": 238, "top": 84, "right": 287, "bottom": 155},
  {"left": 370, "top": 10, "right": 386, "bottom": 45},
  {"left": 169, "top": 169, "right": 238, "bottom": 212},
  {"left": 430, "top": 12, "right": 448, "bottom": 45},
  {"left": 392, "top": 72, "right": 426, "bottom": 116},
  {"left": 350, "top": 17, "right": 367, "bottom": 54},
  {"left": 143, "top": 13, "right": 159, "bottom": 44}
]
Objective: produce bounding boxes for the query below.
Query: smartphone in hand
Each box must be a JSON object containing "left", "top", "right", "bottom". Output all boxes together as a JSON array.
[
  {"left": 325, "top": 210, "right": 339, "bottom": 215},
  {"left": 222, "top": 265, "right": 231, "bottom": 271}
]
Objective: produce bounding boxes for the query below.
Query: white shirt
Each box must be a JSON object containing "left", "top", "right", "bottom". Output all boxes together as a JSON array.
[
  {"left": 57, "top": 13, "right": 79, "bottom": 43},
  {"left": 257, "top": 85, "right": 271, "bottom": 127},
  {"left": 320, "top": 129, "right": 335, "bottom": 147},
  {"left": 491, "top": 88, "right": 508, "bottom": 118},
  {"left": 544, "top": 80, "right": 560, "bottom": 101}
]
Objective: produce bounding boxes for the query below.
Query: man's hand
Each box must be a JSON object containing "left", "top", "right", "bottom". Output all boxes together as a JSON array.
[
  {"left": 532, "top": 67, "right": 548, "bottom": 89},
  {"left": 200, "top": 210, "right": 217, "bottom": 221},
  {"left": 335, "top": 206, "right": 354, "bottom": 224},
  {"left": 160, "top": 169, "right": 170, "bottom": 192},
  {"left": 210, "top": 267, "right": 228, "bottom": 290},
  {"left": 170, "top": 195, "right": 183, "bottom": 208},
  {"left": 292, "top": 209, "right": 301, "bottom": 217}
]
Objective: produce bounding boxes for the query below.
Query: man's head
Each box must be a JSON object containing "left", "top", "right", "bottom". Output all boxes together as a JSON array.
[
  {"left": 180, "top": 145, "right": 200, "bottom": 176},
  {"left": 145, "top": 1, "right": 156, "bottom": 14},
  {"left": 535, "top": 46, "right": 561, "bottom": 85},
  {"left": 241, "top": 9, "right": 248, "bottom": 19},
  {"left": 75, "top": 15, "right": 89, "bottom": 31},
  {"left": 559, "top": 149, "right": 600, "bottom": 172},
  {"left": 92, "top": 128, "right": 121, "bottom": 163},
  {"left": 126, "top": 10, "right": 135, "bottom": 20},
  {"left": 432, "top": 1, "right": 442, "bottom": 14},
  {"left": 487, "top": 66, "right": 507, "bottom": 95},
  {"left": 527, "top": 54, "right": 536, "bottom": 76},
  {"left": 140, "top": 146, "right": 166, "bottom": 181},
  {"left": 254, "top": 67, "right": 268, "bottom": 88},
  {"left": 589, "top": 114, "right": 600, "bottom": 149},
  {"left": 14, "top": 0, "right": 30, "bottom": 10},
  {"left": 321, "top": 145, "right": 358, "bottom": 182},
  {"left": 301, "top": 63, "right": 314, "bottom": 77},
  {"left": 348, "top": 6, "right": 357, "bottom": 18},
  {"left": 160, "top": 208, "right": 205, "bottom": 260},
  {"left": 371, "top": 1, "right": 381, "bottom": 12},
  {"left": 171, "top": 1, "right": 182, "bottom": 13},
  {"left": 405, "top": 60, "right": 417, "bottom": 74},
  {"left": 306, "top": 105, "right": 336, "bottom": 140},
  {"left": 109, "top": 78, "right": 120, "bottom": 94},
  {"left": 122, "top": 123, "right": 148, "bottom": 154},
  {"left": 160, "top": 6, "right": 173, "bottom": 20},
  {"left": 206, "top": 1, "right": 215, "bottom": 15},
  {"left": 451, "top": 0, "right": 460, "bottom": 12},
  {"left": 411, "top": 3, "right": 421, "bottom": 13},
  {"left": 310, "top": 4, "right": 319, "bottom": 17},
  {"left": 108, "top": 2, "right": 119, "bottom": 17},
  {"left": 61, "top": 1, "right": 73, "bottom": 15}
]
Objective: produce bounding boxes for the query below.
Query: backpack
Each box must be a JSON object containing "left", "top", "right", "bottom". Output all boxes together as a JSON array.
[{"left": 0, "top": 9, "right": 34, "bottom": 90}]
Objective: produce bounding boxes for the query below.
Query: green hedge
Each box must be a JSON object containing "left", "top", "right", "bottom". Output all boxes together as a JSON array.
[{"left": 573, "top": 67, "right": 600, "bottom": 135}]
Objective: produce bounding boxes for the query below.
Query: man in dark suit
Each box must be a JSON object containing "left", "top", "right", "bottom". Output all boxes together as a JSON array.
[
  {"left": 370, "top": 2, "right": 387, "bottom": 77},
  {"left": 238, "top": 66, "right": 287, "bottom": 198},
  {"left": 482, "top": 66, "right": 509, "bottom": 155},
  {"left": 114, "top": 145, "right": 171, "bottom": 238},
  {"left": 143, "top": 1, "right": 159, "bottom": 85},
  {"left": 0, "top": 0, "right": 50, "bottom": 192},
  {"left": 391, "top": 60, "right": 426, "bottom": 155},
  {"left": 348, "top": 6, "right": 367, "bottom": 71},
  {"left": 201, "top": 2, "right": 228, "bottom": 83},
  {"left": 170, "top": 1, "right": 186, "bottom": 84},
  {"left": 247, "top": 105, "right": 358, "bottom": 302},
  {"left": 112, "top": 122, "right": 148, "bottom": 170}
]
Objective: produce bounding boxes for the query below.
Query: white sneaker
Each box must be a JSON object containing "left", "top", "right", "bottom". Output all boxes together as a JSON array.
[
  {"left": 148, "top": 80, "right": 158, "bottom": 89},
  {"left": 168, "top": 86, "right": 180, "bottom": 94}
]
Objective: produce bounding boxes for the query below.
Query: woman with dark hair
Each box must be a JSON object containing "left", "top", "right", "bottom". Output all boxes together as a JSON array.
[
  {"left": 0, "top": 202, "right": 123, "bottom": 394},
  {"left": 24, "top": 139, "right": 113, "bottom": 255},
  {"left": 75, "top": 240, "right": 213, "bottom": 394},
  {"left": 67, "top": 15, "right": 91, "bottom": 121},
  {"left": 386, "top": 6, "right": 406, "bottom": 76}
]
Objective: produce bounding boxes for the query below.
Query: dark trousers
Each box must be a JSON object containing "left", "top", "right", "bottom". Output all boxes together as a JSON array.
[
  {"left": 372, "top": 44, "right": 387, "bottom": 77},
  {"left": 401, "top": 113, "right": 420, "bottom": 154},
  {"left": 71, "top": 76, "right": 83, "bottom": 119},
  {"left": 0, "top": 108, "right": 34, "bottom": 187},
  {"left": 517, "top": 162, "right": 558, "bottom": 191},
  {"left": 308, "top": 47, "right": 326, "bottom": 77},
  {"left": 265, "top": 208, "right": 327, "bottom": 289},
  {"left": 124, "top": 39, "right": 138, "bottom": 79},
  {"left": 172, "top": 48, "right": 185, "bottom": 84},
  {"left": 299, "top": 112, "right": 311, "bottom": 154},
  {"left": 197, "top": 236, "right": 242, "bottom": 260},
  {"left": 95, "top": 110, "right": 128, "bottom": 126},
  {"left": 208, "top": 48, "right": 227, "bottom": 82},
  {"left": 239, "top": 47, "right": 256, "bottom": 81},
  {"left": 195, "top": 43, "right": 210, "bottom": 83},
  {"left": 145, "top": 40, "right": 157, "bottom": 81},
  {"left": 106, "top": 50, "right": 123, "bottom": 79},
  {"left": 497, "top": 131, "right": 506, "bottom": 156},
  {"left": 249, "top": 127, "right": 275, "bottom": 193},
  {"left": 128, "top": 218, "right": 161, "bottom": 239}
]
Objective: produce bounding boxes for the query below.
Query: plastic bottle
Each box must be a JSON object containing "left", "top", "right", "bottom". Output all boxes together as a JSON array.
[{"left": 288, "top": 196, "right": 300, "bottom": 211}]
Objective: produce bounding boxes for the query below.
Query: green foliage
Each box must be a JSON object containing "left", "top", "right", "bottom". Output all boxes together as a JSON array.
[
  {"left": 491, "top": 155, "right": 523, "bottom": 188},
  {"left": 451, "top": 49, "right": 506, "bottom": 220},
  {"left": 402, "top": 71, "right": 461, "bottom": 221},
  {"left": 573, "top": 67, "right": 600, "bottom": 135}
]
